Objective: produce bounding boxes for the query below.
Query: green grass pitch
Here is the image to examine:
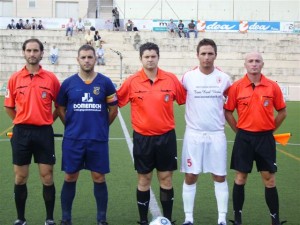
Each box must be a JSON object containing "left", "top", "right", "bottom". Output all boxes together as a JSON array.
[{"left": 0, "top": 97, "right": 299, "bottom": 225}]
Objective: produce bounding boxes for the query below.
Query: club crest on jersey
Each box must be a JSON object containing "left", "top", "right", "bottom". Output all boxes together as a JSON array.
[
  {"left": 93, "top": 87, "right": 100, "bottom": 95},
  {"left": 216, "top": 76, "right": 222, "bottom": 84},
  {"left": 41, "top": 91, "right": 47, "bottom": 99},
  {"left": 164, "top": 94, "right": 170, "bottom": 102}
]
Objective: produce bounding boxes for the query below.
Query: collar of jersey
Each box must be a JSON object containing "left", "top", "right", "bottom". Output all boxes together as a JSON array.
[
  {"left": 140, "top": 67, "right": 166, "bottom": 82},
  {"left": 20, "top": 65, "right": 43, "bottom": 78}
]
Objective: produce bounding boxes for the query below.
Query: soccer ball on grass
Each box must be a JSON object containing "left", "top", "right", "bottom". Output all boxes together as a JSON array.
[{"left": 149, "top": 216, "right": 171, "bottom": 225}]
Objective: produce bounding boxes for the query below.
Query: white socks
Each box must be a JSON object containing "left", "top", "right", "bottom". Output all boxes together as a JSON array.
[
  {"left": 182, "top": 182, "right": 196, "bottom": 223},
  {"left": 214, "top": 180, "right": 229, "bottom": 224},
  {"left": 182, "top": 180, "right": 228, "bottom": 224}
]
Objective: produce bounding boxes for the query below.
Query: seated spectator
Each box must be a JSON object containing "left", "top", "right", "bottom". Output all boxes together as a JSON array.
[
  {"left": 187, "top": 19, "right": 198, "bottom": 38},
  {"left": 49, "top": 45, "right": 59, "bottom": 64},
  {"left": 167, "top": 19, "right": 177, "bottom": 37},
  {"left": 24, "top": 19, "right": 32, "bottom": 29},
  {"left": 16, "top": 19, "right": 24, "bottom": 29},
  {"left": 96, "top": 44, "right": 105, "bottom": 65},
  {"left": 84, "top": 30, "right": 93, "bottom": 45},
  {"left": 66, "top": 18, "right": 75, "bottom": 37},
  {"left": 31, "top": 19, "right": 38, "bottom": 30},
  {"left": 94, "top": 30, "right": 101, "bottom": 48},
  {"left": 76, "top": 18, "right": 85, "bottom": 33},
  {"left": 37, "top": 20, "right": 45, "bottom": 30},
  {"left": 7, "top": 19, "right": 16, "bottom": 29},
  {"left": 178, "top": 20, "right": 186, "bottom": 38},
  {"left": 133, "top": 32, "right": 141, "bottom": 51},
  {"left": 125, "top": 19, "right": 134, "bottom": 31}
]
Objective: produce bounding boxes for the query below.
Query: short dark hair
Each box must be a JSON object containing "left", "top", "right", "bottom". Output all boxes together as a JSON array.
[
  {"left": 22, "top": 38, "right": 44, "bottom": 51},
  {"left": 196, "top": 38, "right": 217, "bottom": 55},
  {"left": 78, "top": 44, "right": 96, "bottom": 56},
  {"left": 139, "top": 42, "right": 159, "bottom": 58}
]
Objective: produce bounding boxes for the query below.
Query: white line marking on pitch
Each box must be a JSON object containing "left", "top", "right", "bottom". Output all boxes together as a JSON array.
[{"left": 117, "top": 109, "right": 162, "bottom": 219}]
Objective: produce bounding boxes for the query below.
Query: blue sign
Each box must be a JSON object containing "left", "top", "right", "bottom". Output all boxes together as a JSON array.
[
  {"left": 248, "top": 22, "right": 280, "bottom": 32},
  {"left": 203, "top": 21, "right": 239, "bottom": 32}
]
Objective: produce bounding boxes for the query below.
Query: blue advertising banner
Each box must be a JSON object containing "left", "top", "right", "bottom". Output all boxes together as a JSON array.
[
  {"left": 247, "top": 22, "right": 280, "bottom": 32},
  {"left": 150, "top": 19, "right": 295, "bottom": 34},
  {"left": 198, "top": 21, "right": 239, "bottom": 32}
]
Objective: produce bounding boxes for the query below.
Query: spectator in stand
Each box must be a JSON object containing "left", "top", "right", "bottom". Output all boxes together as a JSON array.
[
  {"left": 167, "top": 19, "right": 177, "bottom": 37},
  {"left": 84, "top": 30, "right": 94, "bottom": 45},
  {"left": 133, "top": 32, "right": 141, "bottom": 51},
  {"left": 66, "top": 18, "right": 75, "bottom": 37},
  {"left": 96, "top": 44, "right": 105, "bottom": 66},
  {"left": 7, "top": 19, "right": 16, "bottom": 29},
  {"left": 24, "top": 19, "right": 32, "bottom": 30},
  {"left": 178, "top": 20, "right": 186, "bottom": 38},
  {"left": 125, "top": 19, "right": 134, "bottom": 31},
  {"left": 37, "top": 20, "right": 45, "bottom": 30},
  {"left": 94, "top": 31, "right": 102, "bottom": 48},
  {"left": 49, "top": 45, "right": 59, "bottom": 64},
  {"left": 31, "top": 19, "right": 38, "bottom": 30},
  {"left": 16, "top": 19, "right": 24, "bottom": 30},
  {"left": 76, "top": 18, "right": 85, "bottom": 33},
  {"left": 112, "top": 7, "right": 120, "bottom": 31},
  {"left": 187, "top": 19, "right": 198, "bottom": 38}
]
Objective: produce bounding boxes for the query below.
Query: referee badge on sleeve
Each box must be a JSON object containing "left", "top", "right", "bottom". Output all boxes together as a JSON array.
[{"left": 5, "top": 88, "right": 9, "bottom": 98}]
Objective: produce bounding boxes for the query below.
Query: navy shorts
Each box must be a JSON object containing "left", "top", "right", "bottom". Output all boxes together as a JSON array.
[
  {"left": 61, "top": 138, "right": 109, "bottom": 174},
  {"left": 11, "top": 124, "right": 55, "bottom": 166},
  {"left": 230, "top": 129, "right": 277, "bottom": 173},
  {"left": 133, "top": 129, "right": 177, "bottom": 174}
]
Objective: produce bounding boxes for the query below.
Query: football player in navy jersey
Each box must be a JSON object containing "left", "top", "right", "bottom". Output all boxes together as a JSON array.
[{"left": 57, "top": 44, "right": 118, "bottom": 225}]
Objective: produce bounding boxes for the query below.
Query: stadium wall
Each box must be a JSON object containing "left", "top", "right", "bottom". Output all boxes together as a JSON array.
[{"left": 0, "top": 0, "right": 299, "bottom": 21}]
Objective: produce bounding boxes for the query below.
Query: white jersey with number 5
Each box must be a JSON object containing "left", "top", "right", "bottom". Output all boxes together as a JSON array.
[{"left": 181, "top": 67, "right": 231, "bottom": 175}]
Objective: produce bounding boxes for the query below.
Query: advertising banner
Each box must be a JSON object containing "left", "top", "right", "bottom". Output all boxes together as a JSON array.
[
  {"left": 152, "top": 19, "right": 190, "bottom": 32},
  {"left": 197, "top": 21, "right": 239, "bottom": 32},
  {"left": 280, "top": 22, "right": 294, "bottom": 33},
  {"left": 293, "top": 21, "right": 300, "bottom": 33},
  {"left": 247, "top": 21, "right": 280, "bottom": 32}
]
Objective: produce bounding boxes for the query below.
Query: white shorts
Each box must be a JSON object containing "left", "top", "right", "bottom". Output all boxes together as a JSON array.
[{"left": 180, "top": 129, "right": 227, "bottom": 176}]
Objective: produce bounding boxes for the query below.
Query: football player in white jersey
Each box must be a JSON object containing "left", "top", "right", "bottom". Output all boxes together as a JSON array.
[{"left": 180, "top": 38, "right": 231, "bottom": 225}]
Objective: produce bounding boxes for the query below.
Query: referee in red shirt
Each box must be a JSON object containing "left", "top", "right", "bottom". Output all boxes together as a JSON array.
[
  {"left": 4, "top": 38, "right": 60, "bottom": 225},
  {"left": 117, "top": 42, "right": 186, "bottom": 225},
  {"left": 224, "top": 52, "right": 287, "bottom": 225}
]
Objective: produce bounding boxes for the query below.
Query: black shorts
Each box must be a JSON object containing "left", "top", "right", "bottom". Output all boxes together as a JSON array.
[
  {"left": 133, "top": 129, "right": 177, "bottom": 174},
  {"left": 230, "top": 129, "right": 277, "bottom": 173},
  {"left": 11, "top": 124, "right": 56, "bottom": 166}
]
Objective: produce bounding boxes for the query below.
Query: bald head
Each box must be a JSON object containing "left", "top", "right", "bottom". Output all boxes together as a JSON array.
[
  {"left": 245, "top": 51, "right": 263, "bottom": 63},
  {"left": 244, "top": 51, "right": 264, "bottom": 76}
]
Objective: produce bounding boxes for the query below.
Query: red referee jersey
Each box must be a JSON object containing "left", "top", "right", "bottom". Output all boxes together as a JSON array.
[
  {"left": 224, "top": 74, "right": 286, "bottom": 132},
  {"left": 4, "top": 66, "right": 60, "bottom": 125},
  {"left": 117, "top": 68, "right": 186, "bottom": 135}
]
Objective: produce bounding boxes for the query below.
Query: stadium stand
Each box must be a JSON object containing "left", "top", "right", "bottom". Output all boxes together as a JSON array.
[{"left": 0, "top": 29, "right": 299, "bottom": 100}]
